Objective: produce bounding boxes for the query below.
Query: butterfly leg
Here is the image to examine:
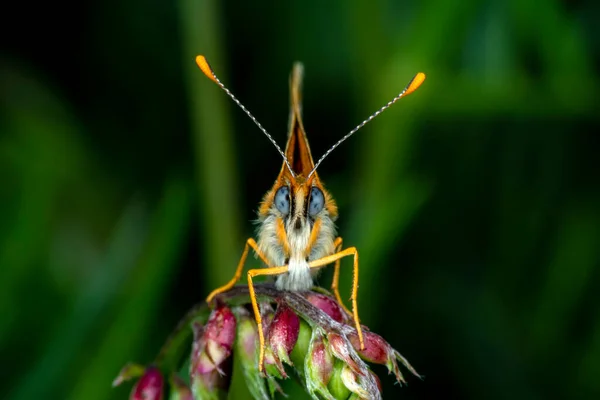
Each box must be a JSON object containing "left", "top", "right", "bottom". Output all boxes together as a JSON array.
[
  {"left": 206, "top": 238, "right": 271, "bottom": 304},
  {"left": 330, "top": 237, "right": 353, "bottom": 316},
  {"left": 247, "top": 265, "right": 289, "bottom": 373},
  {"left": 308, "top": 247, "right": 364, "bottom": 350}
]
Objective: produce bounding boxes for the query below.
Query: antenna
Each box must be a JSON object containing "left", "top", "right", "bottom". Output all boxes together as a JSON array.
[
  {"left": 308, "top": 71, "right": 426, "bottom": 178},
  {"left": 196, "top": 55, "right": 295, "bottom": 177}
]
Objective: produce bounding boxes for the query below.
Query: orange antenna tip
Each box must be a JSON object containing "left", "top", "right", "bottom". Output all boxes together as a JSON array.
[
  {"left": 404, "top": 72, "right": 426, "bottom": 97},
  {"left": 308, "top": 70, "right": 426, "bottom": 177},
  {"left": 196, "top": 55, "right": 218, "bottom": 83},
  {"left": 194, "top": 54, "right": 294, "bottom": 175}
]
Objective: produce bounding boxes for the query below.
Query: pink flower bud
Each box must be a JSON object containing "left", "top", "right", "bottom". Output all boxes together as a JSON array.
[
  {"left": 348, "top": 331, "right": 419, "bottom": 384},
  {"left": 269, "top": 304, "right": 300, "bottom": 361},
  {"left": 305, "top": 293, "right": 347, "bottom": 323},
  {"left": 328, "top": 333, "right": 364, "bottom": 376},
  {"left": 265, "top": 304, "right": 300, "bottom": 377},
  {"left": 349, "top": 331, "right": 387, "bottom": 364},
  {"left": 190, "top": 304, "right": 236, "bottom": 396},
  {"left": 327, "top": 333, "right": 382, "bottom": 398},
  {"left": 309, "top": 334, "right": 334, "bottom": 384},
  {"left": 129, "top": 366, "right": 164, "bottom": 400}
]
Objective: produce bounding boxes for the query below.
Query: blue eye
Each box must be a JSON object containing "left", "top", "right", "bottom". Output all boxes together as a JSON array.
[
  {"left": 309, "top": 187, "right": 324, "bottom": 217},
  {"left": 275, "top": 186, "right": 290, "bottom": 215}
]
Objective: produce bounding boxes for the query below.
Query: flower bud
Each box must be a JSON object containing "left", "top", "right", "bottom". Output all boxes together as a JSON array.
[
  {"left": 190, "top": 304, "right": 236, "bottom": 399},
  {"left": 128, "top": 366, "right": 164, "bottom": 400},
  {"left": 326, "top": 332, "right": 383, "bottom": 399},
  {"left": 340, "top": 364, "right": 371, "bottom": 399},
  {"left": 348, "top": 331, "right": 419, "bottom": 384},
  {"left": 169, "top": 375, "right": 193, "bottom": 400},
  {"left": 327, "top": 360, "right": 351, "bottom": 400},
  {"left": 309, "top": 332, "right": 334, "bottom": 383},
  {"left": 265, "top": 304, "right": 300, "bottom": 377},
  {"left": 305, "top": 331, "right": 335, "bottom": 399},
  {"left": 328, "top": 333, "right": 364, "bottom": 376},
  {"left": 234, "top": 307, "right": 276, "bottom": 400},
  {"left": 305, "top": 292, "right": 347, "bottom": 323}
]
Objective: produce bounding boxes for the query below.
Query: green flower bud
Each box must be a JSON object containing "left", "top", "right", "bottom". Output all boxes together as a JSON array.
[
  {"left": 169, "top": 375, "right": 193, "bottom": 400},
  {"left": 305, "top": 330, "right": 336, "bottom": 399},
  {"left": 340, "top": 364, "right": 371, "bottom": 399},
  {"left": 234, "top": 307, "right": 275, "bottom": 400}
]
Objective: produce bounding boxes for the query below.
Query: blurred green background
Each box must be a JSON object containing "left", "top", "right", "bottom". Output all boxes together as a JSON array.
[{"left": 1, "top": 0, "right": 599, "bottom": 399}]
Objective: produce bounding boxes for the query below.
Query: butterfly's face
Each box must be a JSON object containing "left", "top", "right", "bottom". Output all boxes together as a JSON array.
[{"left": 257, "top": 174, "right": 337, "bottom": 291}]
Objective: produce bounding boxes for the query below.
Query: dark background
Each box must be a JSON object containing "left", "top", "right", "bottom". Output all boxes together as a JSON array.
[{"left": 1, "top": 0, "right": 599, "bottom": 399}]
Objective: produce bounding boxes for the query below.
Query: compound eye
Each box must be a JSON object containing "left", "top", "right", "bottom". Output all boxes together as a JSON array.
[
  {"left": 309, "top": 187, "right": 324, "bottom": 217},
  {"left": 275, "top": 186, "right": 290, "bottom": 215}
]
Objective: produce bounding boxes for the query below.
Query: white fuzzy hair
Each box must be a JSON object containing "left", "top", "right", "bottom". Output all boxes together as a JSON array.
[{"left": 256, "top": 191, "right": 337, "bottom": 291}]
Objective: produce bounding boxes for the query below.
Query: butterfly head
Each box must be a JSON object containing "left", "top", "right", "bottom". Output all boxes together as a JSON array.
[{"left": 257, "top": 162, "right": 339, "bottom": 273}]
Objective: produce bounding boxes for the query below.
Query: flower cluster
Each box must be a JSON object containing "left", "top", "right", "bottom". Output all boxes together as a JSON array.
[{"left": 113, "top": 284, "right": 419, "bottom": 399}]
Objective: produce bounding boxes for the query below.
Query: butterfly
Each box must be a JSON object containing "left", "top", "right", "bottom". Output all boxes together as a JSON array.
[{"left": 196, "top": 55, "right": 425, "bottom": 372}]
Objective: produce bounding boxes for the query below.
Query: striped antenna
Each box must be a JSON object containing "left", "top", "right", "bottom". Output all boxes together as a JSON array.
[
  {"left": 308, "top": 72, "right": 426, "bottom": 178},
  {"left": 196, "top": 55, "right": 295, "bottom": 177}
]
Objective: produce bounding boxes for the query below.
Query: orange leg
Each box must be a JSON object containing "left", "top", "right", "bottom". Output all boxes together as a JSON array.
[
  {"left": 308, "top": 247, "right": 364, "bottom": 351},
  {"left": 247, "top": 266, "right": 289, "bottom": 373},
  {"left": 330, "top": 237, "right": 353, "bottom": 316},
  {"left": 227, "top": 243, "right": 364, "bottom": 373},
  {"left": 206, "top": 238, "right": 271, "bottom": 304}
]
